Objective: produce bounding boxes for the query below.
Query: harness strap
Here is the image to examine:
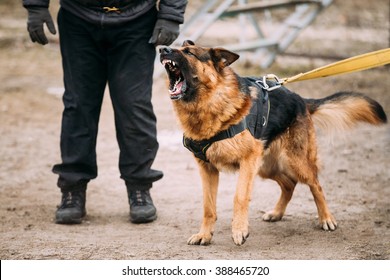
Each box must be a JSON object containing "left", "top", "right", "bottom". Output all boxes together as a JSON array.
[
  {"left": 183, "top": 77, "right": 271, "bottom": 162},
  {"left": 246, "top": 86, "right": 269, "bottom": 139},
  {"left": 183, "top": 121, "right": 247, "bottom": 162}
]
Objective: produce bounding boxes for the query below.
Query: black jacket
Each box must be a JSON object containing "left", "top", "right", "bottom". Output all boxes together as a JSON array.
[{"left": 23, "top": 0, "right": 187, "bottom": 26}]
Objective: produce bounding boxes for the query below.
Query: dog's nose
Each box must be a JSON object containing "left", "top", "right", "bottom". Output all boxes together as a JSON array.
[{"left": 159, "top": 47, "right": 173, "bottom": 54}]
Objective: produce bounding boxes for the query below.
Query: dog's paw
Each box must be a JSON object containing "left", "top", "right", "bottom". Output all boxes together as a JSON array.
[
  {"left": 187, "top": 233, "right": 212, "bottom": 246},
  {"left": 231, "top": 229, "right": 249, "bottom": 246},
  {"left": 320, "top": 216, "right": 338, "bottom": 231},
  {"left": 262, "top": 211, "right": 283, "bottom": 222}
]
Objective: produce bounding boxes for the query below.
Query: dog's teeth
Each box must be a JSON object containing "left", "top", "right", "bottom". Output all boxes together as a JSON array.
[
  {"left": 172, "top": 61, "right": 176, "bottom": 66},
  {"left": 162, "top": 59, "right": 172, "bottom": 66},
  {"left": 174, "top": 78, "right": 181, "bottom": 87}
]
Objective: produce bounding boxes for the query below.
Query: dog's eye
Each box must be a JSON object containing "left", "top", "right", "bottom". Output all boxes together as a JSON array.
[{"left": 183, "top": 48, "right": 195, "bottom": 56}]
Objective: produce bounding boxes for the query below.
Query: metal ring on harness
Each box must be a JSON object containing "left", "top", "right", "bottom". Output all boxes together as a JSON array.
[
  {"left": 262, "top": 116, "right": 267, "bottom": 126},
  {"left": 256, "top": 74, "right": 282, "bottom": 91}
]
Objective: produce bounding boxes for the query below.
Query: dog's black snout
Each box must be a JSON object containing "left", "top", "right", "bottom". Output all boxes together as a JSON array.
[{"left": 159, "top": 47, "right": 173, "bottom": 55}]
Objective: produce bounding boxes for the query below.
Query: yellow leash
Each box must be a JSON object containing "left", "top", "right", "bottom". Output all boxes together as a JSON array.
[{"left": 263, "top": 48, "right": 390, "bottom": 87}]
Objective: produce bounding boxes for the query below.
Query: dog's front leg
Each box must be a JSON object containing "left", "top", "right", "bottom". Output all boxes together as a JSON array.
[
  {"left": 232, "top": 159, "right": 258, "bottom": 246},
  {"left": 188, "top": 162, "right": 219, "bottom": 246}
]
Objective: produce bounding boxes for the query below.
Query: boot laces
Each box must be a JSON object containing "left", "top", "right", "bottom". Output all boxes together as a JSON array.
[
  {"left": 130, "top": 190, "right": 148, "bottom": 206},
  {"left": 60, "top": 191, "right": 84, "bottom": 209}
]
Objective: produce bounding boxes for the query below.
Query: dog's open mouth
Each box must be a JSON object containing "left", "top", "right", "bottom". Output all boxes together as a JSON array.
[{"left": 161, "top": 59, "right": 187, "bottom": 100}]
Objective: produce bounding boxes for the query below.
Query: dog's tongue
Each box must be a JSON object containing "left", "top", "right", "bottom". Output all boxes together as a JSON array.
[{"left": 170, "top": 80, "right": 186, "bottom": 97}]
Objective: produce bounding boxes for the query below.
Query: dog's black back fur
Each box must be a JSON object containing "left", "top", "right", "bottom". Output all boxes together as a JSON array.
[{"left": 261, "top": 85, "right": 307, "bottom": 148}]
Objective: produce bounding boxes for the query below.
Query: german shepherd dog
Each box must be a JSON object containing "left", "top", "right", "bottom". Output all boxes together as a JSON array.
[{"left": 159, "top": 40, "right": 387, "bottom": 246}]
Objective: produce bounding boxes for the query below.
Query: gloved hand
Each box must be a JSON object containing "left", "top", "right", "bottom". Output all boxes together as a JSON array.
[
  {"left": 149, "top": 19, "right": 180, "bottom": 46},
  {"left": 26, "top": 6, "right": 57, "bottom": 45}
]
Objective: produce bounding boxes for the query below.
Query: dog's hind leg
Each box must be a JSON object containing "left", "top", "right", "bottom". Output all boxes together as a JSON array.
[
  {"left": 188, "top": 162, "right": 219, "bottom": 246},
  {"left": 290, "top": 147, "right": 337, "bottom": 231},
  {"left": 292, "top": 123, "right": 337, "bottom": 231},
  {"left": 263, "top": 174, "right": 297, "bottom": 222},
  {"left": 304, "top": 176, "right": 337, "bottom": 231}
]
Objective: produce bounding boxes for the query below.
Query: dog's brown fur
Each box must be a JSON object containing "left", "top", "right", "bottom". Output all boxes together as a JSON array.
[{"left": 160, "top": 41, "right": 387, "bottom": 246}]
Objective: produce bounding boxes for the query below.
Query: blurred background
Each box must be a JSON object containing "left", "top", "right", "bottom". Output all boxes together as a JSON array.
[{"left": 0, "top": 0, "right": 389, "bottom": 96}]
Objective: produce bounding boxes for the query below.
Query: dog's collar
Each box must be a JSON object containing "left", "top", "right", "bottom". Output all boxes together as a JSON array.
[{"left": 183, "top": 77, "right": 271, "bottom": 162}]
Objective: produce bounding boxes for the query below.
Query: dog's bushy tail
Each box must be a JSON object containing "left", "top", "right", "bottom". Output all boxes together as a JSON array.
[{"left": 305, "top": 92, "right": 387, "bottom": 134}]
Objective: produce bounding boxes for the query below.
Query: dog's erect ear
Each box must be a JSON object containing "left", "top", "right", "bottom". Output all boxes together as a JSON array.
[
  {"left": 182, "top": 40, "right": 195, "bottom": 47},
  {"left": 210, "top": 48, "right": 240, "bottom": 69}
]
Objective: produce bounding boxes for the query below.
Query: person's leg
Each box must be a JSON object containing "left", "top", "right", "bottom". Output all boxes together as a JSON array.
[
  {"left": 106, "top": 7, "right": 162, "bottom": 223},
  {"left": 54, "top": 8, "right": 107, "bottom": 224}
]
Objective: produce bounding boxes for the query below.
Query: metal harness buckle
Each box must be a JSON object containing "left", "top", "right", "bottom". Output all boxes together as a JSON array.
[{"left": 256, "top": 74, "right": 282, "bottom": 91}]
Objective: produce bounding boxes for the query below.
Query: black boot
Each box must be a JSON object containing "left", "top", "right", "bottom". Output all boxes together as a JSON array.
[
  {"left": 55, "top": 186, "right": 86, "bottom": 224},
  {"left": 127, "top": 189, "right": 157, "bottom": 224}
]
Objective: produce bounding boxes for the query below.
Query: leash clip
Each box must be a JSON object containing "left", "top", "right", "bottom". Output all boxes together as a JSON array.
[{"left": 256, "top": 74, "right": 282, "bottom": 91}]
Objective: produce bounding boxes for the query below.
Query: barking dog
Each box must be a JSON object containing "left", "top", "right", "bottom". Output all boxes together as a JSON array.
[{"left": 160, "top": 40, "right": 387, "bottom": 246}]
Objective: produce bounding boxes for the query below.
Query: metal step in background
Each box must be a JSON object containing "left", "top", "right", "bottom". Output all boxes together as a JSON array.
[{"left": 155, "top": 0, "right": 333, "bottom": 76}]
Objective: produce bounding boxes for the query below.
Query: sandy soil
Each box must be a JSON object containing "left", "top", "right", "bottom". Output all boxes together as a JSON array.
[{"left": 0, "top": 0, "right": 389, "bottom": 260}]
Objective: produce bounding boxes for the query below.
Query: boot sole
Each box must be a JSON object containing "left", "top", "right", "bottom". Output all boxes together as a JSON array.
[
  {"left": 55, "top": 212, "right": 86, "bottom": 224},
  {"left": 55, "top": 216, "right": 84, "bottom": 224},
  {"left": 130, "top": 213, "right": 157, "bottom": 224}
]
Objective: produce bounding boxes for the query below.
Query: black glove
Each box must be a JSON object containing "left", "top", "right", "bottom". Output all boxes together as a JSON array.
[
  {"left": 26, "top": 6, "right": 56, "bottom": 45},
  {"left": 149, "top": 19, "right": 180, "bottom": 46}
]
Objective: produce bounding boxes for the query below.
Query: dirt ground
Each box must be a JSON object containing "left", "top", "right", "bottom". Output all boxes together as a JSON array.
[{"left": 0, "top": 1, "right": 389, "bottom": 260}]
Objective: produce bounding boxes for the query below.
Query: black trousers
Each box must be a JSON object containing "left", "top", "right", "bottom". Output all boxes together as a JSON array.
[{"left": 53, "top": 7, "right": 162, "bottom": 191}]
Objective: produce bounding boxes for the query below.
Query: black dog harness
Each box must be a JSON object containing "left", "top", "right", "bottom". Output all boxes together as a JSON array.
[{"left": 183, "top": 77, "right": 271, "bottom": 162}]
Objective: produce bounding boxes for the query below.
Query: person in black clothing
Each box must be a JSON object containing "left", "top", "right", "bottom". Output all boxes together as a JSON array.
[{"left": 23, "top": 0, "right": 187, "bottom": 224}]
